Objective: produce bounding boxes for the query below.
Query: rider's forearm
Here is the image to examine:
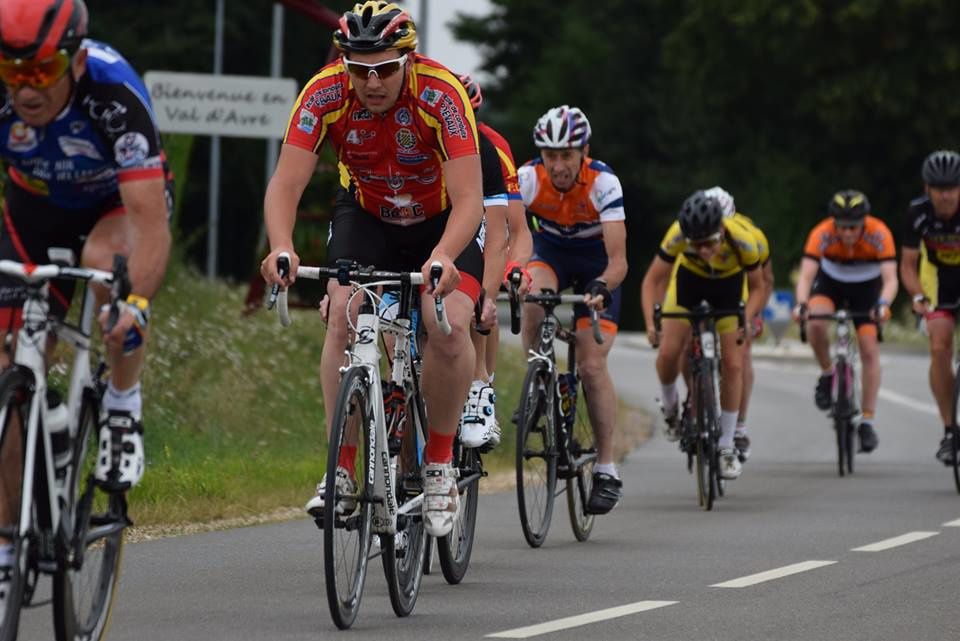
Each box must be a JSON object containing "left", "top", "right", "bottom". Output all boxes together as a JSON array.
[
  {"left": 264, "top": 176, "right": 302, "bottom": 251},
  {"left": 505, "top": 202, "right": 532, "bottom": 266},
  {"left": 641, "top": 273, "right": 666, "bottom": 328},
  {"left": 899, "top": 256, "right": 923, "bottom": 298},
  {"left": 435, "top": 200, "right": 484, "bottom": 259},
  {"left": 128, "top": 218, "right": 171, "bottom": 300},
  {"left": 482, "top": 206, "right": 508, "bottom": 295},
  {"left": 599, "top": 254, "right": 628, "bottom": 291}
]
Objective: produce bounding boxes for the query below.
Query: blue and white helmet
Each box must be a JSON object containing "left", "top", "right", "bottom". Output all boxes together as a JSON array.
[
  {"left": 533, "top": 105, "right": 592, "bottom": 149},
  {"left": 704, "top": 186, "right": 736, "bottom": 219}
]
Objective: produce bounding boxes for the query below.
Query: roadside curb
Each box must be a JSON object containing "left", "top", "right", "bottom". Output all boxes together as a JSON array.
[{"left": 619, "top": 333, "right": 813, "bottom": 363}]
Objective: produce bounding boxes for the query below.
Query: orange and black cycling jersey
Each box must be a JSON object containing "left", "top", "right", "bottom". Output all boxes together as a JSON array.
[
  {"left": 283, "top": 53, "right": 479, "bottom": 225},
  {"left": 478, "top": 122, "right": 520, "bottom": 202},
  {"left": 802, "top": 215, "right": 896, "bottom": 283}
]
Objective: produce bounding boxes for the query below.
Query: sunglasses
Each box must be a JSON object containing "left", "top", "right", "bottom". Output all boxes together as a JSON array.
[
  {"left": 0, "top": 50, "right": 71, "bottom": 89},
  {"left": 836, "top": 222, "right": 863, "bottom": 231},
  {"left": 687, "top": 231, "right": 723, "bottom": 249},
  {"left": 343, "top": 53, "right": 407, "bottom": 81}
]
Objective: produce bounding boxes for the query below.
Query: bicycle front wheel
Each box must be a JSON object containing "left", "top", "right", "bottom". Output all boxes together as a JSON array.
[
  {"left": 324, "top": 367, "right": 375, "bottom": 630},
  {"left": 834, "top": 361, "right": 851, "bottom": 477},
  {"left": 382, "top": 396, "right": 427, "bottom": 617},
  {"left": 437, "top": 445, "right": 479, "bottom": 584},
  {"left": 0, "top": 368, "right": 32, "bottom": 641},
  {"left": 53, "top": 392, "right": 126, "bottom": 641},
  {"left": 515, "top": 360, "right": 557, "bottom": 548},
  {"left": 951, "top": 365, "right": 960, "bottom": 493},
  {"left": 566, "top": 378, "right": 596, "bottom": 542}
]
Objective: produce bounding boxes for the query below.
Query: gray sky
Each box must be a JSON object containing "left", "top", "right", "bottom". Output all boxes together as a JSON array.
[{"left": 402, "top": 0, "right": 492, "bottom": 77}]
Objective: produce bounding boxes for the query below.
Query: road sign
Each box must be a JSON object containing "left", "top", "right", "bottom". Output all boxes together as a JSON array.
[
  {"left": 764, "top": 289, "right": 795, "bottom": 344},
  {"left": 144, "top": 71, "right": 297, "bottom": 140}
]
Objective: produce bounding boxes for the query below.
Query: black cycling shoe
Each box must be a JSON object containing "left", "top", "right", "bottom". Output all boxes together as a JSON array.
[
  {"left": 858, "top": 421, "right": 878, "bottom": 453},
  {"left": 814, "top": 374, "right": 832, "bottom": 410},
  {"left": 936, "top": 430, "right": 956, "bottom": 466},
  {"left": 585, "top": 472, "right": 622, "bottom": 515}
]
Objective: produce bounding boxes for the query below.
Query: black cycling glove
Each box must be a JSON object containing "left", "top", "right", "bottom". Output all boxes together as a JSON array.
[{"left": 584, "top": 279, "right": 613, "bottom": 310}]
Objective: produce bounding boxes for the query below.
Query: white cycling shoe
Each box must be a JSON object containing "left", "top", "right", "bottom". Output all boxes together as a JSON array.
[
  {"left": 422, "top": 462, "right": 459, "bottom": 537},
  {"left": 305, "top": 466, "right": 358, "bottom": 517},
  {"left": 95, "top": 410, "right": 144, "bottom": 493},
  {"left": 460, "top": 381, "right": 500, "bottom": 449},
  {"left": 718, "top": 448, "right": 742, "bottom": 480}
]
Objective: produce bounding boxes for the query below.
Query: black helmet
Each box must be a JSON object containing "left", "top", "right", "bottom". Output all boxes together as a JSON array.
[
  {"left": 679, "top": 190, "right": 723, "bottom": 240},
  {"left": 922, "top": 150, "right": 960, "bottom": 187},
  {"left": 828, "top": 189, "right": 870, "bottom": 223},
  {"left": 333, "top": 2, "right": 418, "bottom": 53}
]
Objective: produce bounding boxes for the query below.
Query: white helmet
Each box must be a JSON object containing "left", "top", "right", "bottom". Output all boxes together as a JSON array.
[
  {"left": 704, "top": 186, "right": 736, "bottom": 218},
  {"left": 533, "top": 105, "right": 592, "bottom": 149}
]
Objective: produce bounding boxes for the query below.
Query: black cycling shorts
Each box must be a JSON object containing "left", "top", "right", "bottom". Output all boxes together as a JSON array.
[
  {"left": 327, "top": 188, "right": 484, "bottom": 302},
  {"left": 810, "top": 270, "right": 881, "bottom": 328}
]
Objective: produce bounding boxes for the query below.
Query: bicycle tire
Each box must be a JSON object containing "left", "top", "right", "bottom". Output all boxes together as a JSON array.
[
  {"left": 324, "top": 367, "right": 375, "bottom": 630},
  {"left": 951, "top": 365, "right": 960, "bottom": 494},
  {"left": 699, "top": 363, "right": 718, "bottom": 511},
  {"left": 0, "top": 368, "right": 33, "bottom": 641},
  {"left": 566, "top": 377, "right": 595, "bottom": 542},
  {"left": 53, "top": 391, "right": 125, "bottom": 641},
  {"left": 437, "top": 445, "right": 479, "bottom": 584},
  {"left": 515, "top": 360, "right": 557, "bottom": 548},
  {"left": 834, "top": 360, "right": 850, "bottom": 477},
  {"left": 382, "top": 394, "right": 427, "bottom": 617}
]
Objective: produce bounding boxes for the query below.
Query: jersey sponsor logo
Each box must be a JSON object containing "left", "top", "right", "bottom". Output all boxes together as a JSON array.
[
  {"left": 395, "top": 127, "right": 417, "bottom": 150},
  {"left": 439, "top": 94, "right": 467, "bottom": 140},
  {"left": 81, "top": 96, "right": 128, "bottom": 135},
  {"left": 415, "top": 172, "right": 438, "bottom": 185},
  {"left": 304, "top": 82, "right": 343, "bottom": 109},
  {"left": 352, "top": 108, "right": 373, "bottom": 121},
  {"left": 346, "top": 128, "right": 376, "bottom": 145},
  {"left": 396, "top": 152, "right": 430, "bottom": 165},
  {"left": 7, "top": 122, "right": 37, "bottom": 153},
  {"left": 69, "top": 120, "right": 86, "bottom": 135},
  {"left": 113, "top": 131, "right": 150, "bottom": 167},
  {"left": 419, "top": 86, "right": 442, "bottom": 107},
  {"left": 297, "top": 109, "right": 317, "bottom": 134},
  {"left": 387, "top": 174, "right": 404, "bottom": 190},
  {"left": 394, "top": 107, "right": 412, "bottom": 125},
  {"left": 58, "top": 135, "right": 103, "bottom": 160},
  {"left": 380, "top": 193, "right": 424, "bottom": 221}
]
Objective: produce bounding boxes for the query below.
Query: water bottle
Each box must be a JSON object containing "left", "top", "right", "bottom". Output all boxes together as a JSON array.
[{"left": 557, "top": 373, "right": 578, "bottom": 432}]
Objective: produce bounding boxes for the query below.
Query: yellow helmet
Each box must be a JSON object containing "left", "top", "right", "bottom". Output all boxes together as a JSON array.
[{"left": 334, "top": 2, "right": 417, "bottom": 53}]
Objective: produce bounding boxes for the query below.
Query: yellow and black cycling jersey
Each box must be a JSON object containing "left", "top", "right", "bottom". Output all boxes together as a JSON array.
[
  {"left": 732, "top": 212, "right": 770, "bottom": 266},
  {"left": 657, "top": 216, "right": 761, "bottom": 279}
]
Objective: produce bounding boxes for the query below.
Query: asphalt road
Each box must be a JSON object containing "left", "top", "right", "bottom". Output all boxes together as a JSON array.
[{"left": 18, "top": 338, "right": 960, "bottom": 641}]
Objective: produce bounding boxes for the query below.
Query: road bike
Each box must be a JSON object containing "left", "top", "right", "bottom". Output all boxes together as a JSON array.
[
  {"left": 513, "top": 290, "right": 601, "bottom": 548},
  {"left": 0, "top": 251, "right": 131, "bottom": 641},
  {"left": 654, "top": 301, "right": 744, "bottom": 511},
  {"left": 271, "top": 256, "right": 482, "bottom": 629},
  {"left": 800, "top": 310, "right": 878, "bottom": 477}
]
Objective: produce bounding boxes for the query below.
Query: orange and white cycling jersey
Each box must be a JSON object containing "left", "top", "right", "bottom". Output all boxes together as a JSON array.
[
  {"left": 518, "top": 157, "right": 625, "bottom": 246},
  {"left": 802, "top": 215, "right": 896, "bottom": 282}
]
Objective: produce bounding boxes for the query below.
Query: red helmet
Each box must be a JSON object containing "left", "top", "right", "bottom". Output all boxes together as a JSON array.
[
  {"left": 0, "top": 0, "right": 88, "bottom": 60},
  {"left": 458, "top": 74, "right": 482, "bottom": 111}
]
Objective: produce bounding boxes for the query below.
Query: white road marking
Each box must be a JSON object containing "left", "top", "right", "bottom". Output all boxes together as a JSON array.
[
  {"left": 876, "top": 389, "right": 939, "bottom": 417},
  {"left": 486, "top": 601, "right": 678, "bottom": 638},
  {"left": 943, "top": 519, "right": 960, "bottom": 527},
  {"left": 710, "top": 560, "right": 837, "bottom": 588},
  {"left": 851, "top": 531, "right": 939, "bottom": 552}
]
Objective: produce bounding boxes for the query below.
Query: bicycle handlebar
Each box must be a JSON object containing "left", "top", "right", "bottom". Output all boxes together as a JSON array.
[
  {"left": 798, "top": 310, "right": 884, "bottom": 344},
  {"left": 507, "top": 268, "right": 522, "bottom": 335},
  {"left": 269, "top": 257, "right": 451, "bottom": 335},
  {"left": 652, "top": 301, "right": 747, "bottom": 346}
]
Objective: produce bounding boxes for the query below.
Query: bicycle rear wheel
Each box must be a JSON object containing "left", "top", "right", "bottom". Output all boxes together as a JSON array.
[
  {"left": 515, "top": 361, "right": 557, "bottom": 548},
  {"left": 951, "top": 365, "right": 960, "bottom": 493},
  {"left": 437, "top": 445, "right": 479, "bottom": 584},
  {"left": 324, "top": 367, "right": 375, "bottom": 630},
  {"left": 53, "top": 391, "right": 126, "bottom": 641},
  {"left": 0, "top": 369, "right": 32, "bottom": 641},
  {"left": 566, "top": 378, "right": 596, "bottom": 542},
  {"left": 382, "top": 396, "right": 427, "bottom": 617},
  {"left": 834, "top": 361, "right": 851, "bottom": 477}
]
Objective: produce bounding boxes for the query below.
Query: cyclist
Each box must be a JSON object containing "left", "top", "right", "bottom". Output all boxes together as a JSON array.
[
  {"left": 0, "top": 0, "right": 172, "bottom": 581},
  {"left": 642, "top": 191, "right": 765, "bottom": 480},
  {"left": 899, "top": 150, "right": 960, "bottom": 464},
  {"left": 457, "top": 74, "right": 532, "bottom": 450},
  {"left": 703, "top": 186, "right": 774, "bottom": 462},
  {"left": 794, "top": 190, "right": 897, "bottom": 453},
  {"left": 518, "top": 105, "right": 628, "bottom": 515},
  {"left": 261, "top": 2, "right": 484, "bottom": 538}
]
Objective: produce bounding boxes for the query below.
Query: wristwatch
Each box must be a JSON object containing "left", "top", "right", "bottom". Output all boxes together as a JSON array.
[{"left": 912, "top": 293, "right": 928, "bottom": 304}]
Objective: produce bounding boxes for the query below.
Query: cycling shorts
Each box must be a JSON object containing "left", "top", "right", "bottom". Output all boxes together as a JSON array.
[
  {"left": 663, "top": 265, "right": 743, "bottom": 334},
  {"left": 327, "top": 188, "right": 483, "bottom": 303},
  {"left": 528, "top": 234, "right": 621, "bottom": 334},
  {"left": 809, "top": 270, "right": 881, "bottom": 333},
  {"left": 919, "top": 250, "right": 960, "bottom": 321}
]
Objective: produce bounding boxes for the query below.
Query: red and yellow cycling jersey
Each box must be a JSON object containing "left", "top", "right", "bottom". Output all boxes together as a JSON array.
[
  {"left": 283, "top": 53, "right": 479, "bottom": 226},
  {"left": 803, "top": 215, "right": 895, "bottom": 283},
  {"left": 478, "top": 122, "right": 520, "bottom": 201},
  {"left": 518, "top": 157, "right": 625, "bottom": 246}
]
